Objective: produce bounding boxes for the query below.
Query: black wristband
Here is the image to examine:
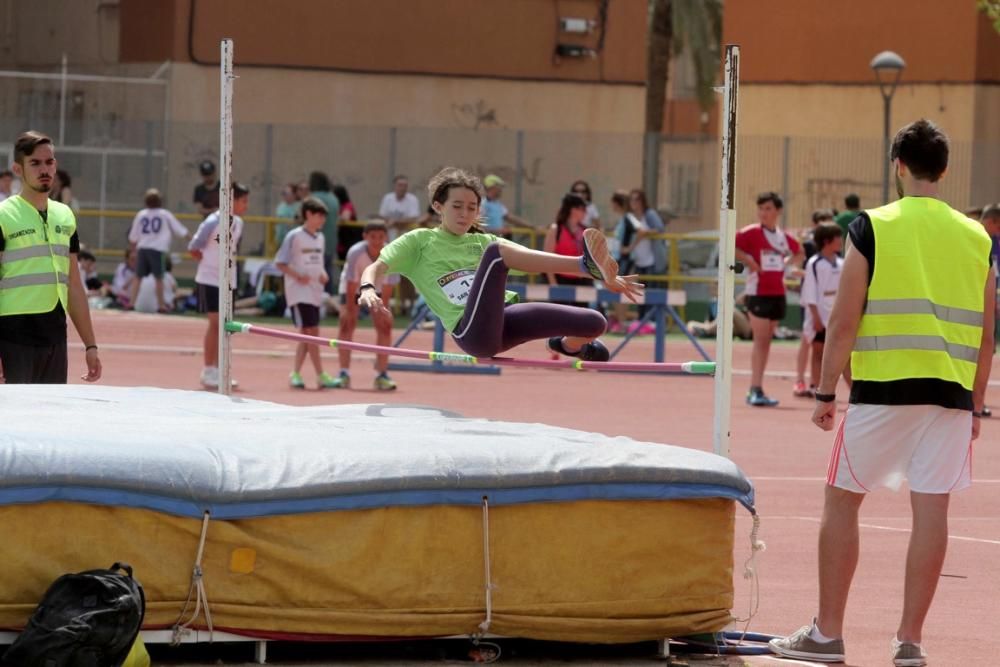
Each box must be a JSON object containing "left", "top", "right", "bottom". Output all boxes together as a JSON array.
[
  {"left": 85, "top": 345, "right": 98, "bottom": 352},
  {"left": 356, "top": 283, "right": 377, "bottom": 300},
  {"left": 814, "top": 392, "right": 836, "bottom": 403}
]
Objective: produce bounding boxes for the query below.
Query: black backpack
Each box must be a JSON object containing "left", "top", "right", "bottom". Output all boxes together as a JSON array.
[{"left": 2, "top": 562, "right": 145, "bottom": 667}]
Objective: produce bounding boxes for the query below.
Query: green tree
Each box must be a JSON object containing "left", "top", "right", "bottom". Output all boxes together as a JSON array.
[
  {"left": 643, "top": 0, "right": 723, "bottom": 203},
  {"left": 979, "top": 0, "right": 1000, "bottom": 33}
]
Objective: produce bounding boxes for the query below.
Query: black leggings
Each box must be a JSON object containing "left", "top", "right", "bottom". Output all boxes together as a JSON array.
[{"left": 451, "top": 243, "right": 607, "bottom": 358}]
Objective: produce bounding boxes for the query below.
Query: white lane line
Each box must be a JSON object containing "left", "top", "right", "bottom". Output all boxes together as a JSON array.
[
  {"left": 89, "top": 342, "right": 375, "bottom": 361},
  {"left": 750, "top": 476, "right": 1000, "bottom": 484},
  {"left": 745, "top": 516, "right": 1000, "bottom": 546},
  {"left": 86, "top": 341, "right": 1000, "bottom": 386},
  {"left": 732, "top": 367, "right": 1000, "bottom": 387}
]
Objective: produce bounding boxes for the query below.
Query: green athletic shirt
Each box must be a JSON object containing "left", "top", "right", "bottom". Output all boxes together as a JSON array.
[{"left": 379, "top": 226, "right": 519, "bottom": 332}]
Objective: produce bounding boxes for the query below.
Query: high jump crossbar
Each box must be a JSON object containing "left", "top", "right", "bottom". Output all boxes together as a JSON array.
[{"left": 225, "top": 321, "right": 716, "bottom": 376}]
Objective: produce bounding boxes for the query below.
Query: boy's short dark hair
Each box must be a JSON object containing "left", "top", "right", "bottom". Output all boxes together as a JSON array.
[
  {"left": 890, "top": 119, "right": 949, "bottom": 183},
  {"left": 144, "top": 188, "right": 162, "bottom": 209},
  {"left": 756, "top": 191, "right": 783, "bottom": 209},
  {"left": 813, "top": 221, "right": 843, "bottom": 250},
  {"left": 232, "top": 182, "right": 250, "bottom": 199},
  {"left": 78, "top": 250, "right": 96, "bottom": 262},
  {"left": 14, "top": 131, "right": 53, "bottom": 164},
  {"left": 811, "top": 208, "right": 835, "bottom": 224},
  {"left": 844, "top": 193, "right": 860, "bottom": 209},
  {"left": 300, "top": 196, "right": 328, "bottom": 217},
  {"left": 363, "top": 220, "right": 388, "bottom": 235},
  {"left": 982, "top": 203, "right": 1000, "bottom": 223}
]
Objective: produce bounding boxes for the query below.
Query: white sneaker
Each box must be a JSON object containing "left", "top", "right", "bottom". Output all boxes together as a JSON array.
[{"left": 200, "top": 367, "right": 219, "bottom": 388}]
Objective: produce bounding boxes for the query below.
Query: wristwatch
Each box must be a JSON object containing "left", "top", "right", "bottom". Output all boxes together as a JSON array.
[
  {"left": 356, "top": 282, "right": 377, "bottom": 300},
  {"left": 814, "top": 392, "right": 836, "bottom": 403}
]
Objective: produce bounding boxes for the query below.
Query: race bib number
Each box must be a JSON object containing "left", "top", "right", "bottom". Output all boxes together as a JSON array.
[
  {"left": 438, "top": 269, "right": 476, "bottom": 306},
  {"left": 760, "top": 250, "right": 784, "bottom": 272}
]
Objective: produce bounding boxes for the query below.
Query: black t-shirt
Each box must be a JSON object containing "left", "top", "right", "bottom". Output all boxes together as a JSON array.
[
  {"left": 847, "top": 212, "right": 989, "bottom": 410},
  {"left": 0, "top": 209, "right": 80, "bottom": 347},
  {"left": 193, "top": 181, "right": 221, "bottom": 212}
]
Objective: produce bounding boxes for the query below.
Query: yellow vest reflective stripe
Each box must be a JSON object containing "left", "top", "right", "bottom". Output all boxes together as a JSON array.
[
  {"left": 0, "top": 195, "right": 76, "bottom": 316},
  {"left": 852, "top": 197, "right": 991, "bottom": 390}
]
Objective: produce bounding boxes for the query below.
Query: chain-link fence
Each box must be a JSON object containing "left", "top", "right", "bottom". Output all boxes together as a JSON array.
[
  {"left": 659, "top": 134, "right": 1000, "bottom": 230},
  {"left": 3, "top": 64, "right": 999, "bottom": 279}
]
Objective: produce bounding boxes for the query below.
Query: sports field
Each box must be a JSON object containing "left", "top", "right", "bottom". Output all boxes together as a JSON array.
[{"left": 66, "top": 309, "right": 1000, "bottom": 666}]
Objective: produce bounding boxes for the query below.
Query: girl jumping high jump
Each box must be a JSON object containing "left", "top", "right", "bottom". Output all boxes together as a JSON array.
[{"left": 357, "top": 167, "right": 643, "bottom": 361}]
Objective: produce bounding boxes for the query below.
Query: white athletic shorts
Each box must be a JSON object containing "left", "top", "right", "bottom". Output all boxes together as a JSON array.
[{"left": 827, "top": 404, "right": 973, "bottom": 494}]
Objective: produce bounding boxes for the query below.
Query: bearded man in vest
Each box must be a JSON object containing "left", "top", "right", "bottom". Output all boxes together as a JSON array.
[
  {"left": 0, "top": 131, "right": 101, "bottom": 383},
  {"left": 769, "top": 119, "right": 995, "bottom": 666}
]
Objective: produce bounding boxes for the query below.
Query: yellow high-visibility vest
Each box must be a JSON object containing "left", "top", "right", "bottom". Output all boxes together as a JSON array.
[
  {"left": 852, "top": 197, "right": 991, "bottom": 390},
  {"left": 0, "top": 195, "right": 76, "bottom": 315}
]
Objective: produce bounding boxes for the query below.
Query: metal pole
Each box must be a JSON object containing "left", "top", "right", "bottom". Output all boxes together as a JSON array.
[
  {"left": 387, "top": 127, "right": 397, "bottom": 191},
  {"left": 515, "top": 130, "right": 524, "bottom": 216},
  {"left": 218, "top": 39, "right": 235, "bottom": 396},
  {"left": 713, "top": 45, "right": 740, "bottom": 459},
  {"left": 881, "top": 94, "right": 891, "bottom": 203},
  {"left": 59, "top": 53, "right": 67, "bottom": 145},
  {"left": 643, "top": 131, "right": 660, "bottom": 207},
  {"left": 162, "top": 63, "right": 172, "bottom": 205},
  {"left": 781, "top": 135, "right": 790, "bottom": 210},
  {"left": 98, "top": 152, "right": 107, "bottom": 249}
]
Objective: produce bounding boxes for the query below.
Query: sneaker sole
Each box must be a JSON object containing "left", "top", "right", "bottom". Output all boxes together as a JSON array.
[
  {"left": 894, "top": 660, "right": 927, "bottom": 667},
  {"left": 768, "top": 642, "right": 844, "bottom": 663},
  {"left": 582, "top": 228, "right": 618, "bottom": 283}
]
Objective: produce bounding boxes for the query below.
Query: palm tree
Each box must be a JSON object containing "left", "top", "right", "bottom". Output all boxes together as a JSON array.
[{"left": 643, "top": 0, "right": 723, "bottom": 203}]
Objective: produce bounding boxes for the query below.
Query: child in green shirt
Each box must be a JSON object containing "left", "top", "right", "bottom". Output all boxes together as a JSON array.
[{"left": 357, "top": 167, "right": 643, "bottom": 360}]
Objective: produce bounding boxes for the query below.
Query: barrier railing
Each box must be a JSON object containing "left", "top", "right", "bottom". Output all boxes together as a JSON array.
[{"left": 77, "top": 209, "right": 731, "bottom": 289}]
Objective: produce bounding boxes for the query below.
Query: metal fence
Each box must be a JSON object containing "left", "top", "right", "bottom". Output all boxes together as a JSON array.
[
  {"left": 659, "top": 134, "right": 1000, "bottom": 229},
  {"left": 2, "top": 62, "right": 998, "bottom": 268}
]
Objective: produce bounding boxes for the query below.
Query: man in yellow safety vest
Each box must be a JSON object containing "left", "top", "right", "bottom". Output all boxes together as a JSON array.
[
  {"left": 0, "top": 131, "right": 101, "bottom": 384},
  {"left": 770, "top": 119, "right": 995, "bottom": 666}
]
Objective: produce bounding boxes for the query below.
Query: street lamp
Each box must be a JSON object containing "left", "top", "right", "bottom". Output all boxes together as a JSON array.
[{"left": 870, "top": 50, "right": 906, "bottom": 202}]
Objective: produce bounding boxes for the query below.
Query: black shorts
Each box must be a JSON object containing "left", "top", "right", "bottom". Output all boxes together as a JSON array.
[
  {"left": 136, "top": 248, "right": 165, "bottom": 278},
  {"left": 745, "top": 295, "right": 787, "bottom": 321},
  {"left": 196, "top": 283, "right": 234, "bottom": 314},
  {"left": 290, "top": 303, "right": 320, "bottom": 329},
  {"left": 0, "top": 338, "right": 68, "bottom": 383}
]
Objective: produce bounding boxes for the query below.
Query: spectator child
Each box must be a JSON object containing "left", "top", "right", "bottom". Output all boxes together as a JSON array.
[
  {"left": 275, "top": 196, "right": 339, "bottom": 389},
  {"left": 333, "top": 220, "right": 400, "bottom": 390},
  {"left": 800, "top": 221, "right": 850, "bottom": 395},
  {"left": 126, "top": 188, "right": 188, "bottom": 312},
  {"left": 794, "top": 208, "right": 835, "bottom": 397},
  {"left": 188, "top": 182, "right": 249, "bottom": 389}
]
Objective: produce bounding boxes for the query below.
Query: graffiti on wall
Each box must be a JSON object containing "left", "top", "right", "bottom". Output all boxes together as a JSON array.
[{"left": 451, "top": 100, "right": 500, "bottom": 130}]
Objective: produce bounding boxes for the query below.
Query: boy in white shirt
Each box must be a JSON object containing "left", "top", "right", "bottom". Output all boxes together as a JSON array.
[
  {"left": 188, "top": 182, "right": 249, "bottom": 389},
  {"left": 126, "top": 188, "right": 188, "bottom": 312},
  {"left": 333, "top": 220, "right": 399, "bottom": 390},
  {"left": 274, "top": 197, "right": 338, "bottom": 389},
  {"left": 801, "top": 221, "right": 851, "bottom": 392}
]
